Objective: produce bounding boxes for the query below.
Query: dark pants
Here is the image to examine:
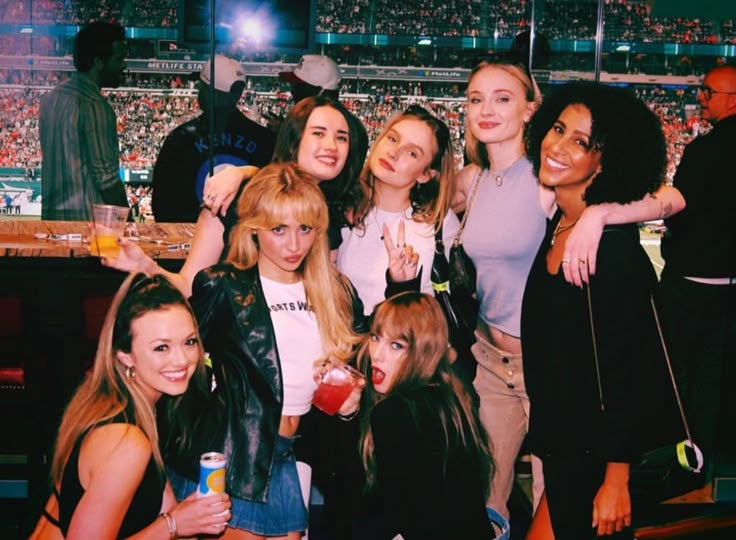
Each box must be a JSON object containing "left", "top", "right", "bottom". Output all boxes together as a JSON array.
[
  {"left": 542, "top": 452, "right": 633, "bottom": 540},
  {"left": 658, "top": 271, "right": 736, "bottom": 479}
]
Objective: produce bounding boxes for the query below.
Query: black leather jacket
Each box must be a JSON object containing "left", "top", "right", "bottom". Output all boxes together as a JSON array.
[{"left": 165, "top": 263, "right": 377, "bottom": 502}]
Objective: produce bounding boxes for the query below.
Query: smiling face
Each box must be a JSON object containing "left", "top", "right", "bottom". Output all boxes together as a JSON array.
[
  {"left": 116, "top": 306, "right": 200, "bottom": 405},
  {"left": 297, "top": 105, "right": 350, "bottom": 182},
  {"left": 369, "top": 117, "right": 436, "bottom": 195},
  {"left": 256, "top": 212, "right": 317, "bottom": 283},
  {"left": 539, "top": 104, "right": 602, "bottom": 194},
  {"left": 466, "top": 65, "right": 535, "bottom": 149},
  {"left": 368, "top": 332, "right": 407, "bottom": 394}
]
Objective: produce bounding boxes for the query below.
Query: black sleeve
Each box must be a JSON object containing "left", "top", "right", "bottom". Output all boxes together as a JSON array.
[
  {"left": 152, "top": 130, "right": 198, "bottom": 223},
  {"left": 589, "top": 227, "right": 660, "bottom": 462},
  {"left": 370, "top": 397, "right": 427, "bottom": 539}
]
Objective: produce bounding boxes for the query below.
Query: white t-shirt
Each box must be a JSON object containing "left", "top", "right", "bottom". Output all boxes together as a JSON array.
[
  {"left": 337, "top": 207, "right": 460, "bottom": 315},
  {"left": 260, "top": 276, "right": 323, "bottom": 416}
]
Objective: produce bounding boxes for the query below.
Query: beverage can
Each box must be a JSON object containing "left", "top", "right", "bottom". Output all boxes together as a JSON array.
[{"left": 198, "top": 451, "right": 227, "bottom": 496}]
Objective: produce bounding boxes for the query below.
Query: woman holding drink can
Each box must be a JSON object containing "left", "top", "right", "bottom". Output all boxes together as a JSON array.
[
  {"left": 163, "top": 162, "right": 418, "bottom": 540},
  {"left": 29, "top": 273, "right": 231, "bottom": 540}
]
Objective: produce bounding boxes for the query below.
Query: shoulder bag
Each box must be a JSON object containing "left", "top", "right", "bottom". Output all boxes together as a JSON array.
[
  {"left": 431, "top": 225, "right": 478, "bottom": 387},
  {"left": 586, "top": 285, "right": 704, "bottom": 505},
  {"left": 447, "top": 168, "right": 482, "bottom": 335}
]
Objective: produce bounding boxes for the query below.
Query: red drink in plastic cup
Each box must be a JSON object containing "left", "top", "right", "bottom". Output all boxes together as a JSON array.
[{"left": 312, "top": 359, "right": 364, "bottom": 416}]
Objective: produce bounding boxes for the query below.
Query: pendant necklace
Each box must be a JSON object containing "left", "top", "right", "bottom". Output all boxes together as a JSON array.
[{"left": 550, "top": 216, "right": 580, "bottom": 246}]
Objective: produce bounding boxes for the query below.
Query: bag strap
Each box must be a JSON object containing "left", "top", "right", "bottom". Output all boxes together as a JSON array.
[
  {"left": 585, "top": 284, "right": 693, "bottom": 441},
  {"left": 453, "top": 167, "right": 483, "bottom": 249},
  {"left": 431, "top": 224, "right": 450, "bottom": 294}
]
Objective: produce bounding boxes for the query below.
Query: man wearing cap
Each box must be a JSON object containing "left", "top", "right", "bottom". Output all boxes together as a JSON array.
[
  {"left": 152, "top": 54, "right": 275, "bottom": 223},
  {"left": 279, "top": 54, "right": 341, "bottom": 102}
]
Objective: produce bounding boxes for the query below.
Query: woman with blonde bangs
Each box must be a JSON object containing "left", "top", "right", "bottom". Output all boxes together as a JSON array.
[
  {"left": 105, "top": 95, "right": 367, "bottom": 297},
  {"left": 338, "top": 105, "right": 459, "bottom": 316},
  {"left": 30, "top": 273, "right": 231, "bottom": 540},
  {"left": 351, "top": 292, "right": 494, "bottom": 540},
  {"left": 456, "top": 56, "right": 686, "bottom": 521},
  {"left": 164, "top": 162, "right": 418, "bottom": 540}
]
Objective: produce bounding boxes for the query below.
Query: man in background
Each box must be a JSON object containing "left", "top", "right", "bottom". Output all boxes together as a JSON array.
[
  {"left": 152, "top": 54, "right": 275, "bottom": 223},
  {"left": 39, "top": 22, "right": 129, "bottom": 220},
  {"left": 660, "top": 64, "right": 736, "bottom": 483},
  {"left": 279, "top": 54, "right": 341, "bottom": 102}
]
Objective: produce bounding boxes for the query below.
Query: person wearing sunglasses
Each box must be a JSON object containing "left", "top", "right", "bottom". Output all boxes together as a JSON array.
[{"left": 659, "top": 64, "right": 736, "bottom": 484}]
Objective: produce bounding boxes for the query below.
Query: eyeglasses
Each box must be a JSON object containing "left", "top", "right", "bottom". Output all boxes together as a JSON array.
[{"left": 697, "top": 85, "right": 736, "bottom": 100}]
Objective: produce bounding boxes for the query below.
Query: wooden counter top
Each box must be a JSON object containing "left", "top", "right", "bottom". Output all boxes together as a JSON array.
[{"left": 0, "top": 220, "right": 194, "bottom": 259}]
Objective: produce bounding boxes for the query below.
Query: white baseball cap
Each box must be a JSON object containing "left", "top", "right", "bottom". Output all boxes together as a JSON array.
[
  {"left": 279, "top": 54, "right": 340, "bottom": 91},
  {"left": 199, "top": 55, "right": 246, "bottom": 93}
]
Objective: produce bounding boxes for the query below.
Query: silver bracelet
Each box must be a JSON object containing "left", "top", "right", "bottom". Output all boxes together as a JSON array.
[
  {"left": 160, "top": 511, "right": 178, "bottom": 540},
  {"left": 337, "top": 408, "right": 360, "bottom": 422}
]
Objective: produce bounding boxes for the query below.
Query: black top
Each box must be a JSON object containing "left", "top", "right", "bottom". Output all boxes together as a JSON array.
[
  {"left": 152, "top": 109, "right": 275, "bottom": 223},
  {"left": 58, "top": 420, "right": 164, "bottom": 539},
  {"left": 661, "top": 113, "right": 736, "bottom": 278},
  {"left": 356, "top": 387, "right": 493, "bottom": 540},
  {"left": 522, "top": 217, "right": 681, "bottom": 462}
]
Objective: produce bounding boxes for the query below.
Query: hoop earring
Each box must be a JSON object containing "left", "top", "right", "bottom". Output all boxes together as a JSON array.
[{"left": 125, "top": 365, "right": 136, "bottom": 380}]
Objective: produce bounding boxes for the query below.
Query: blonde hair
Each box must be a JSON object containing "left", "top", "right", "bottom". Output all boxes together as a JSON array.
[
  {"left": 51, "top": 273, "right": 206, "bottom": 483},
  {"left": 357, "top": 292, "right": 493, "bottom": 496},
  {"left": 353, "top": 105, "right": 456, "bottom": 233},
  {"left": 465, "top": 59, "right": 543, "bottom": 169},
  {"left": 226, "top": 162, "right": 361, "bottom": 359}
]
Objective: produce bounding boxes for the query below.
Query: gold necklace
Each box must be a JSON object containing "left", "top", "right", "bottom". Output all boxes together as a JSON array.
[{"left": 550, "top": 216, "right": 579, "bottom": 246}]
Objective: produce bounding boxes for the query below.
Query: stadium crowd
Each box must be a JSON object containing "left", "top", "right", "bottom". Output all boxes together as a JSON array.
[
  {"left": 0, "top": 0, "right": 733, "bottom": 43},
  {"left": 0, "top": 81, "right": 705, "bottom": 184}
]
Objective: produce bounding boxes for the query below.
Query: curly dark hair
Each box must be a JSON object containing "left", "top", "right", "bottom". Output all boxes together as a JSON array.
[{"left": 525, "top": 82, "right": 666, "bottom": 205}]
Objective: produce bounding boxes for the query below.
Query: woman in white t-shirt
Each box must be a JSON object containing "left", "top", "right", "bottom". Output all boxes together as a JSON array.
[
  {"left": 338, "top": 105, "right": 459, "bottom": 315},
  {"left": 163, "top": 162, "right": 417, "bottom": 540}
]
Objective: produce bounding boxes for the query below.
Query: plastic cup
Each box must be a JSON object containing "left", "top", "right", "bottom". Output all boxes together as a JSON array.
[
  {"left": 90, "top": 204, "right": 128, "bottom": 257},
  {"left": 312, "top": 358, "right": 365, "bottom": 416}
]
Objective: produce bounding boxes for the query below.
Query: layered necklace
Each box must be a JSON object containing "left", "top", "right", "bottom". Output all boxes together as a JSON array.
[{"left": 550, "top": 216, "right": 580, "bottom": 246}]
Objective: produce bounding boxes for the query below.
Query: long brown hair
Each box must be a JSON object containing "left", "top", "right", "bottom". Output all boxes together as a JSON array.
[
  {"left": 226, "top": 162, "right": 361, "bottom": 359},
  {"left": 352, "top": 105, "right": 456, "bottom": 233},
  {"left": 357, "top": 292, "right": 493, "bottom": 497},
  {"left": 51, "top": 273, "right": 206, "bottom": 483}
]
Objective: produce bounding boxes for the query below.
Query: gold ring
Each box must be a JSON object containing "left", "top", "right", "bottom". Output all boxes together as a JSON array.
[{"left": 561, "top": 258, "right": 570, "bottom": 264}]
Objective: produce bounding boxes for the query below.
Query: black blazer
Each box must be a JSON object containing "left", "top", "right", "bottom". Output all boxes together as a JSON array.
[{"left": 165, "top": 263, "right": 412, "bottom": 502}]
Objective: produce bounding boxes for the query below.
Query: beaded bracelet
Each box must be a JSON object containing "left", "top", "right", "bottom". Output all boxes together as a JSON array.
[{"left": 160, "top": 511, "right": 178, "bottom": 540}]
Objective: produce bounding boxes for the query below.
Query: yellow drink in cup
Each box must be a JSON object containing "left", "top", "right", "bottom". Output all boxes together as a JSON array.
[
  {"left": 90, "top": 204, "right": 128, "bottom": 258},
  {"left": 90, "top": 230, "right": 120, "bottom": 257}
]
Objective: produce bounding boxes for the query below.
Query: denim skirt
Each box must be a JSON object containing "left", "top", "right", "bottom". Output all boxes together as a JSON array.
[{"left": 169, "top": 435, "right": 308, "bottom": 536}]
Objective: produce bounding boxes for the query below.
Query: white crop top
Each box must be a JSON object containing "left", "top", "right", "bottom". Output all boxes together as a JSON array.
[{"left": 260, "top": 275, "right": 323, "bottom": 416}]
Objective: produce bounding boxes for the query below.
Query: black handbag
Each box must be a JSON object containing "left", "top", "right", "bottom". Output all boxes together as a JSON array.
[
  {"left": 431, "top": 227, "right": 477, "bottom": 386},
  {"left": 586, "top": 286, "right": 704, "bottom": 505},
  {"left": 447, "top": 168, "right": 482, "bottom": 334}
]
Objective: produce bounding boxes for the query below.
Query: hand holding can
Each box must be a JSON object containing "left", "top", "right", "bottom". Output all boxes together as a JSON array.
[{"left": 198, "top": 452, "right": 227, "bottom": 497}]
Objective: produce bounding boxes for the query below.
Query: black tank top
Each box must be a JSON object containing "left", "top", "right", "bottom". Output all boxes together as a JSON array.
[{"left": 58, "top": 420, "right": 165, "bottom": 538}]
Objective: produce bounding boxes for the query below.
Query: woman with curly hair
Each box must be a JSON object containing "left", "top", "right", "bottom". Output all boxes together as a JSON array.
[
  {"left": 456, "top": 57, "right": 686, "bottom": 521},
  {"left": 521, "top": 82, "right": 682, "bottom": 538}
]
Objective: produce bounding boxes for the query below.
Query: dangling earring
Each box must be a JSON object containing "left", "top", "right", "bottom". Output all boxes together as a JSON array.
[{"left": 125, "top": 365, "right": 136, "bottom": 380}]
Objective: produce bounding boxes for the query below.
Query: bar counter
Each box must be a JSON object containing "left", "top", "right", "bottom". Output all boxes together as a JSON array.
[{"left": 0, "top": 219, "right": 194, "bottom": 507}]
